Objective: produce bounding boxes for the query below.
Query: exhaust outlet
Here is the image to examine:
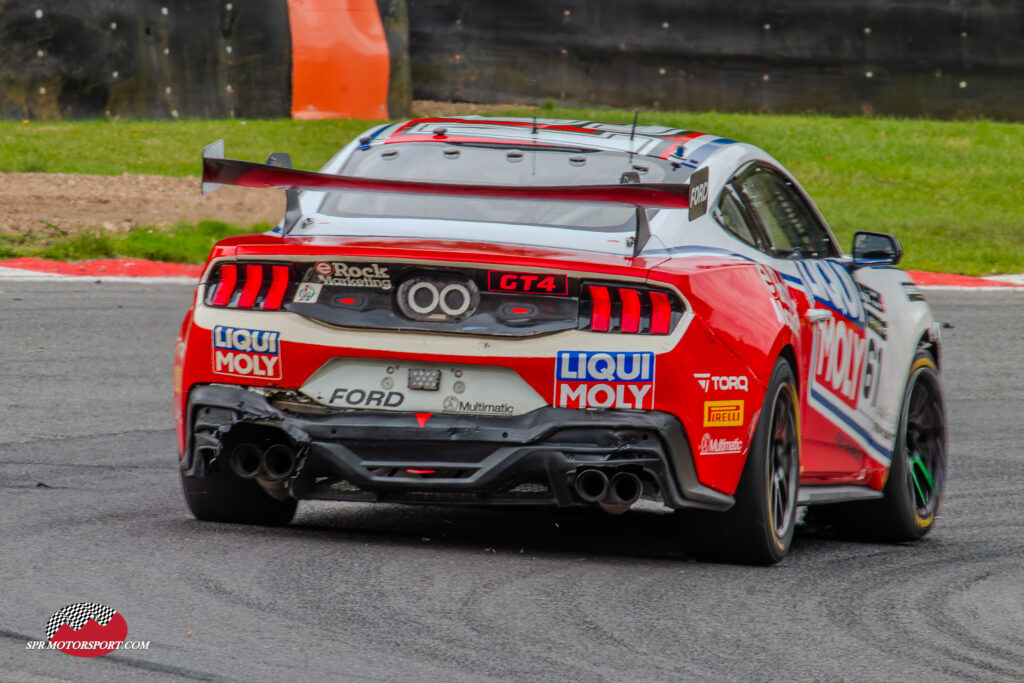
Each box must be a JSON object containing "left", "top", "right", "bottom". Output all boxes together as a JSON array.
[
  {"left": 574, "top": 468, "right": 609, "bottom": 503},
  {"left": 599, "top": 472, "right": 643, "bottom": 515},
  {"left": 260, "top": 444, "right": 297, "bottom": 481},
  {"left": 229, "top": 443, "right": 263, "bottom": 479}
]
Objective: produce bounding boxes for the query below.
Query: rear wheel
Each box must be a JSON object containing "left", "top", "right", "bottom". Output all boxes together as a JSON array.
[
  {"left": 684, "top": 358, "right": 800, "bottom": 565},
  {"left": 814, "top": 350, "right": 946, "bottom": 540},
  {"left": 181, "top": 469, "right": 297, "bottom": 526}
]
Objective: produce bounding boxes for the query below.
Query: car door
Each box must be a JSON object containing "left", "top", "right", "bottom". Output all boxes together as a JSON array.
[{"left": 727, "top": 164, "right": 889, "bottom": 481}]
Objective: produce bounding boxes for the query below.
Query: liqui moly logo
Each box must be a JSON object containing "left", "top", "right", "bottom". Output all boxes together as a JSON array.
[
  {"left": 212, "top": 326, "right": 282, "bottom": 380},
  {"left": 794, "top": 259, "right": 865, "bottom": 326},
  {"left": 814, "top": 317, "right": 867, "bottom": 410},
  {"left": 555, "top": 351, "right": 655, "bottom": 410}
]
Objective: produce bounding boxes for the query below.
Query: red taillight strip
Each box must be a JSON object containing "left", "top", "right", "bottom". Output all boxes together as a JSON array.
[
  {"left": 589, "top": 285, "right": 611, "bottom": 332},
  {"left": 236, "top": 264, "right": 263, "bottom": 308},
  {"left": 619, "top": 288, "right": 641, "bottom": 333},
  {"left": 262, "top": 265, "right": 290, "bottom": 310},
  {"left": 210, "top": 264, "right": 237, "bottom": 306},
  {"left": 649, "top": 291, "right": 672, "bottom": 334}
]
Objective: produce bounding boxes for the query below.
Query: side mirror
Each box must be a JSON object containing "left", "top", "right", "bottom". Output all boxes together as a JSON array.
[{"left": 852, "top": 231, "right": 902, "bottom": 267}]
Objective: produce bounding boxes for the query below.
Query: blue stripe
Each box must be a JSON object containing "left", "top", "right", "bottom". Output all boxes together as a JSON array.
[
  {"left": 780, "top": 273, "right": 803, "bottom": 285},
  {"left": 644, "top": 245, "right": 756, "bottom": 261},
  {"left": 686, "top": 138, "right": 737, "bottom": 165},
  {"left": 810, "top": 387, "right": 892, "bottom": 460},
  {"left": 357, "top": 123, "right": 393, "bottom": 150}
]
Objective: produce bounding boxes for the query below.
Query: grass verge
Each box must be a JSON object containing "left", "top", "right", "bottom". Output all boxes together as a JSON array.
[
  {"left": 2, "top": 109, "right": 1023, "bottom": 275},
  {"left": 0, "top": 118, "right": 383, "bottom": 176},
  {"left": 0, "top": 221, "right": 259, "bottom": 263}
]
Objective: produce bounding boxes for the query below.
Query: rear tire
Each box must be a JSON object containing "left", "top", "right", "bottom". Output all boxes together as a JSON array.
[
  {"left": 684, "top": 358, "right": 800, "bottom": 565},
  {"left": 181, "top": 469, "right": 297, "bottom": 526},
  {"left": 813, "top": 350, "right": 946, "bottom": 541}
]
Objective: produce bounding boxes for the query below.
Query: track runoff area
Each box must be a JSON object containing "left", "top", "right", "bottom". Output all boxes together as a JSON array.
[{"left": 0, "top": 257, "right": 1022, "bottom": 290}]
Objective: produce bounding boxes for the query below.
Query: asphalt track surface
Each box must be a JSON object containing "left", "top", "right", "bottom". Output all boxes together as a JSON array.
[{"left": 1, "top": 281, "right": 1022, "bottom": 682}]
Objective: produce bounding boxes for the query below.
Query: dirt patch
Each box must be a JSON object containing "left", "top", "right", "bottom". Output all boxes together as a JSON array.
[
  {"left": 412, "top": 100, "right": 533, "bottom": 117},
  {"left": 0, "top": 172, "right": 284, "bottom": 234},
  {"left": 0, "top": 102, "right": 528, "bottom": 235}
]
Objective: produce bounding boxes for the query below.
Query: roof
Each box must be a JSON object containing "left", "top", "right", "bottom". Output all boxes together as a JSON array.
[{"left": 367, "top": 116, "right": 739, "bottom": 170}]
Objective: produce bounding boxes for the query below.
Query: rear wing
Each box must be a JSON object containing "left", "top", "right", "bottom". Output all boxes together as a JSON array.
[{"left": 201, "top": 139, "right": 692, "bottom": 255}]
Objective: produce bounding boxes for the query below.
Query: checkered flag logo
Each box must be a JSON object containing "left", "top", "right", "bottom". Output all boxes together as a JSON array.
[{"left": 46, "top": 603, "right": 117, "bottom": 640}]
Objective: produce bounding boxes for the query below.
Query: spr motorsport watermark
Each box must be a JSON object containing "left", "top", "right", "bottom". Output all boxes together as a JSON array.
[{"left": 25, "top": 603, "right": 150, "bottom": 658}]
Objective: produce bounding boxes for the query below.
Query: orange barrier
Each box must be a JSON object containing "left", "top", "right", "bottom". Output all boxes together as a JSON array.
[{"left": 287, "top": 0, "right": 390, "bottom": 120}]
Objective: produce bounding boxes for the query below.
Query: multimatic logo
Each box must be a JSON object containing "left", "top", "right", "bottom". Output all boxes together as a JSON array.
[
  {"left": 443, "top": 396, "right": 515, "bottom": 415},
  {"left": 699, "top": 433, "right": 744, "bottom": 455}
]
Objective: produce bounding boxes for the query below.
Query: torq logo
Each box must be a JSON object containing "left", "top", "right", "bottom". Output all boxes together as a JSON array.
[
  {"left": 397, "top": 274, "right": 479, "bottom": 321},
  {"left": 693, "top": 373, "right": 748, "bottom": 391}
]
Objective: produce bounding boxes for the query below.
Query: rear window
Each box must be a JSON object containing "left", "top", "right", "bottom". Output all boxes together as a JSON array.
[{"left": 319, "top": 142, "right": 688, "bottom": 231}]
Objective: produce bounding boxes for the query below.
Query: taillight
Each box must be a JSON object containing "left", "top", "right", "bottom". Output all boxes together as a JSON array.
[
  {"left": 619, "top": 288, "right": 641, "bottom": 333},
  {"left": 579, "top": 282, "right": 683, "bottom": 334},
  {"left": 210, "top": 264, "right": 237, "bottom": 306},
  {"left": 588, "top": 285, "right": 611, "bottom": 332},
  {"left": 205, "top": 262, "right": 293, "bottom": 310},
  {"left": 648, "top": 291, "right": 672, "bottom": 334}
]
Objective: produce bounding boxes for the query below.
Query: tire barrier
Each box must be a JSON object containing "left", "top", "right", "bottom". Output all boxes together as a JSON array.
[
  {"left": 0, "top": 0, "right": 406, "bottom": 120},
  {"left": 407, "top": 0, "right": 1024, "bottom": 120}
]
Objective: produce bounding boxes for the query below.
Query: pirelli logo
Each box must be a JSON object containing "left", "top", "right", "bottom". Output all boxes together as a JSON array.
[{"left": 703, "top": 400, "right": 744, "bottom": 427}]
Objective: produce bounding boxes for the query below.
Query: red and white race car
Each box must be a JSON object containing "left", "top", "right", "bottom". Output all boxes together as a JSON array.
[{"left": 175, "top": 117, "right": 947, "bottom": 563}]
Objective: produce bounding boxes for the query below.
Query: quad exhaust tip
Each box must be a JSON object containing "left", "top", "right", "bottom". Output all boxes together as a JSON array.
[
  {"left": 229, "top": 443, "right": 297, "bottom": 482},
  {"left": 573, "top": 468, "right": 643, "bottom": 514},
  {"left": 574, "top": 468, "right": 609, "bottom": 502}
]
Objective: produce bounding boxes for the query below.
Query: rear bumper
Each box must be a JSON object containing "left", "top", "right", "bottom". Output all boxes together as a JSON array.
[{"left": 182, "top": 384, "right": 733, "bottom": 511}]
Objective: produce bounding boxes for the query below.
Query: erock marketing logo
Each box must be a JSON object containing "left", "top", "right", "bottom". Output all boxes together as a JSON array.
[
  {"left": 555, "top": 351, "right": 655, "bottom": 410},
  {"left": 212, "top": 326, "right": 282, "bottom": 380},
  {"left": 27, "top": 602, "right": 143, "bottom": 657}
]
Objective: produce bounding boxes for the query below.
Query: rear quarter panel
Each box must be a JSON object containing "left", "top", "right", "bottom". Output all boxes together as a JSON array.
[{"left": 648, "top": 258, "right": 800, "bottom": 494}]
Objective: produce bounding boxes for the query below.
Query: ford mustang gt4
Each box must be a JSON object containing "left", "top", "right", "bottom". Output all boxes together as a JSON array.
[{"left": 174, "top": 117, "right": 947, "bottom": 564}]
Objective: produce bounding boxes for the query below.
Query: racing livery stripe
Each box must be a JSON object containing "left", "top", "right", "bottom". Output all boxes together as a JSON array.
[
  {"left": 654, "top": 131, "right": 705, "bottom": 159},
  {"left": 357, "top": 123, "right": 396, "bottom": 150},
  {"left": 686, "top": 138, "right": 738, "bottom": 166},
  {"left": 389, "top": 118, "right": 609, "bottom": 137},
  {"left": 644, "top": 246, "right": 756, "bottom": 261},
  {"left": 809, "top": 387, "right": 892, "bottom": 465},
  {"left": 380, "top": 135, "right": 600, "bottom": 147}
]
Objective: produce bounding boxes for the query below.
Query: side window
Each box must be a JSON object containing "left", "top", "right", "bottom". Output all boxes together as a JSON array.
[
  {"left": 735, "top": 166, "right": 836, "bottom": 259},
  {"left": 714, "top": 186, "right": 763, "bottom": 249}
]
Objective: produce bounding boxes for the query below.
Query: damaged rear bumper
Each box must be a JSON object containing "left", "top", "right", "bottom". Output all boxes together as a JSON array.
[{"left": 182, "top": 384, "right": 733, "bottom": 511}]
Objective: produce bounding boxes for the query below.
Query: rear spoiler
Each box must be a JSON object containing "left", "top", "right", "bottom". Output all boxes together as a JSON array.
[{"left": 201, "top": 139, "right": 692, "bottom": 255}]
